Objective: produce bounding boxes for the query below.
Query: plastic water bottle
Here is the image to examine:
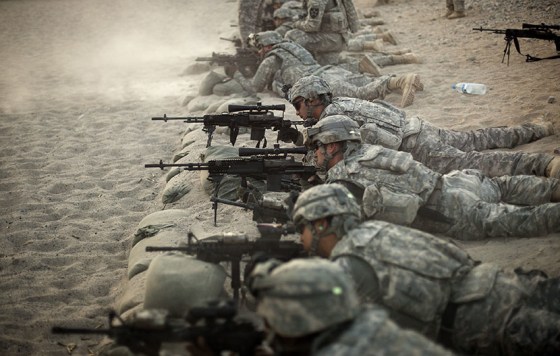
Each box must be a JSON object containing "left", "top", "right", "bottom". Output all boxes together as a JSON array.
[{"left": 452, "top": 83, "right": 487, "bottom": 95}]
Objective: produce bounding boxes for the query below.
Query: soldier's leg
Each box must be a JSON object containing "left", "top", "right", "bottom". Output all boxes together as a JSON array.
[
  {"left": 322, "top": 70, "right": 392, "bottom": 101},
  {"left": 448, "top": 0, "right": 466, "bottom": 19},
  {"left": 503, "top": 307, "right": 560, "bottom": 355},
  {"left": 489, "top": 174, "right": 560, "bottom": 204},
  {"left": 424, "top": 121, "right": 554, "bottom": 152},
  {"left": 403, "top": 122, "right": 556, "bottom": 176},
  {"left": 285, "top": 29, "right": 345, "bottom": 57},
  {"left": 451, "top": 270, "right": 560, "bottom": 355},
  {"left": 430, "top": 171, "right": 560, "bottom": 239},
  {"left": 445, "top": 0, "right": 454, "bottom": 17}
]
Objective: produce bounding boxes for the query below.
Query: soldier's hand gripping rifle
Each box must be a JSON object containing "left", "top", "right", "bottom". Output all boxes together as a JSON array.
[
  {"left": 152, "top": 103, "right": 304, "bottom": 148},
  {"left": 196, "top": 47, "right": 260, "bottom": 77},
  {"left": 52, "top": 300, "right": 264, "bottom": 356},
  {"left": 146, "top": 223, "right": 305, "bottom": 301},
  {"left": 473, "top": 23, "right": 560, "bottom": 65}
]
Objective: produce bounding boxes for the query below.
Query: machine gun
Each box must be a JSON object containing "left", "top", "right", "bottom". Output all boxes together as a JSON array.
[
  {"left": 152, "top": 103, "right": 304, "bottom": 148},
  {"left": 52, "top": 300, "right": 263, "bottom": 356},
  {"left": 473, "top": 23, "right": 560, "bottom": 65},
  {"left": 195, "top": 47, "right": 260, "bottom": 77},
  {"left": 145, "top": 155, "right": 316, "bottom": 193},
  {"left": 146, "top": 223, "right": 304, "bottom": 300}
]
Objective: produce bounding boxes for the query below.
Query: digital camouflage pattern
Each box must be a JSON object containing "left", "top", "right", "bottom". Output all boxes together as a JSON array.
[
  {"left": 313, "top": 305, "right": 454, "bottom": 356},
  {"left": 331, "top": 220, "right": 474, "bottom": 336},
  {"left": 252, "top": 258, "right": 454, "bottom": 355},
  {"left": 451, "top": 268, "right": 560, "bottom": 355},
  {"left": 325, "top": 143, "right": 560, "bottom": 239},
  {"left": 305, "top": 114, "right": 361, "bottom": 145},
  {"left": 320, "top": 96, "right": 556, "bottom": 176},
  {"left": 331, "top": 220, "right": 560, "bottom": 355},
  {"left": 285, "top": 0, "right": 349, "bottom": 64},
  {"left": 233, "top": 39, "right": 392, "bottom": 100},
  {"left": 292, "top": 182, "right": 361, "bottom": 227},
  {"left": 252, "top": 258, "right": 360, "bottom": 337}
]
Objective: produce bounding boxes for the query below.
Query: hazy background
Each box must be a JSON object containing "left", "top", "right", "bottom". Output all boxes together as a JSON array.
[{"left": 0, "top": 0, "right": 238, "bottom": 113}]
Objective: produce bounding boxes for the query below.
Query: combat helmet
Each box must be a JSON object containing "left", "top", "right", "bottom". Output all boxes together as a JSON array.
[
  {"left": 292, "top": 183, "right": 361, "bottom": 256},
  {"left": 252, "top": 258, "right": 360, "bottom": 337},
  {"left": 253, "top": 31, "right": 283, "bottom": 48},
  {"left": 288, "top": 75, "right": 332, "bottom": 103},
  {"left": 305, "top": 114, "right": 361, "bottom": 147},
  {"left": 292, "top": 183, "right": 360, "bottom": 228}
]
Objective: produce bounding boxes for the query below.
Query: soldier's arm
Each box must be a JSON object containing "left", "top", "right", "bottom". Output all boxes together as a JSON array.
[
  {"left": 293, "top": 0, "right": 328, "bottom": 32},
  {"left": 333, "top": 255, "right": 383, "bottom": 304},
  {"left": 233, "top": 56, "right": 280, "bottom": 93}
]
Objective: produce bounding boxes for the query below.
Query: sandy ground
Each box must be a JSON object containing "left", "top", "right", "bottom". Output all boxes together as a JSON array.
[{"left": 0, "top": 0, "right": 558, "bottom": 355}]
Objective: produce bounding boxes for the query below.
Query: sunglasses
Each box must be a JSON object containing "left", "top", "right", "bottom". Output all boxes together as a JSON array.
[{"left": 292, "top": 98, "right": 305, "bottom": 111}]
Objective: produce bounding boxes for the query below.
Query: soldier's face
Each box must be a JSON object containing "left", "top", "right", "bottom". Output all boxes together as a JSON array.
[
  {"left": 299, "top": 220, "right": 336, "bottom": 258},
  {"left": 292, "top": 97, "right": 308, "bottom": 119}
]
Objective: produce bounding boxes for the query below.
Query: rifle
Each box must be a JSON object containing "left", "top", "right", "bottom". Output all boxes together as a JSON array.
[
  {"left": 152, "top": 103, "right": 304, "bottom": 148},
  {"left": 473, "top": 23, "right": 560, "bottom": 64},
  {"left": 196, "top": 47, "right": 260, "bottom": 77},
  {"left": 52, "top": 300, "right": 264, "bottom": 356},
  {"left": 145, "top": 155, "right": 316, "bottom": 193},
  {"left": 146, "top": 223, "right": 304, "bottom": 300}
]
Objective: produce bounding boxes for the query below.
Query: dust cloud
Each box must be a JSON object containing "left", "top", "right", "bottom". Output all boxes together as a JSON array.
[{"left": 0, "top": 0, "right": 238, "bottom": 112}]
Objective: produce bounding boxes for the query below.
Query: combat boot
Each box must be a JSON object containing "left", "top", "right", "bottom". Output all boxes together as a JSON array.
[
  {"left": 363, "top": 39, "right": 384, "bottom": 52},
  {"left": 388, "top": 74, "right": 423, "bottom": 107},
  {"left": 443, "top": 8, "right": 454, "bottom": 18},
  {"left": 359, "top": 55, "right": 382, "bottom": 76},
  {"left": 546, "top": 156, "right": 560, "bottom": 180},
  {"left": 381, "top": 31, "right": 398, "bottom": 45},
  {"left": 447, "top": 11, "right": 466, "bottom": 19}
]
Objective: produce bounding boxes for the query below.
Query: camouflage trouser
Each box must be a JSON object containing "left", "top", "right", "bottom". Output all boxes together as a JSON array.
[
  {"left": 347, "top": 34, "right": 380, "bottom": 52},
  {"left": 414, "top": 169, "right": 560, "bottom": 239},
  {"left": 401, "top": 121, "right": 554, "bottom": 177},
  {"left": 285, "top": 29, "right": 346, "bottom": 65},
  {"left": 446, "top": 0, "right": 465, "bottom": 12},
  {"left": 451, "top": 270, "right": 560, "bottom": 355},
  {"left": 319, "top": 67, "right": 392, "bottom": 101}
]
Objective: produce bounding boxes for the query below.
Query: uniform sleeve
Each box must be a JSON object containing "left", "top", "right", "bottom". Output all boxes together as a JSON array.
[
  {"left": 333, "top": 254, "right": 383, "bottom": 304},
  {"left": 233, "top": 56, "right": 281, "bottom": 93},
  {"left": 293, "top": 0, "right": 328, "bottom": 32}
]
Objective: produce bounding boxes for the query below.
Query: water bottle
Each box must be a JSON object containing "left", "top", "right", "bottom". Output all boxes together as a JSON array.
[{"left": 452, "top": 83, "right": 487, "bottom": 95}]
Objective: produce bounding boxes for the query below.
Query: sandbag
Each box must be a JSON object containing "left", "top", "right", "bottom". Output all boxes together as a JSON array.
[
  {"left": 144, "top": 253, "right": 228, "bottom": 317},
  {"left": 133, "top": 209, "right": 191, "bottom": 246},
  {"left": 199, "top": 71, "right": 228, "bottom": 96},
  {"left": 127, "top": 229, "right": 187, "bottom": 279}
]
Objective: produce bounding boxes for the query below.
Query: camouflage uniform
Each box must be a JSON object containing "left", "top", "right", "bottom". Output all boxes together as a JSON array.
[
  {"left": 249, "top": 258, "right": 453, "bottom": 355},
  {"left": 291, "top": 184, "right": 560, "bottom": 355},
  {"left": 321, "top": 97, "right": 555, "bottom": 177},
  {"left": 285, "top": 0, "right": 360, "bottom": 65},
  {"left": 233, "top": 40, "right": 391, "bottom": 100},
  {"left": 331, "top": 220, "right": 560, "bottom": 355},
  {"left": 326, "top": 143, "right": 560, "bottom": 239},
  {"left": 313, "top": 305, "right": 455, "bottom": 355}
]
